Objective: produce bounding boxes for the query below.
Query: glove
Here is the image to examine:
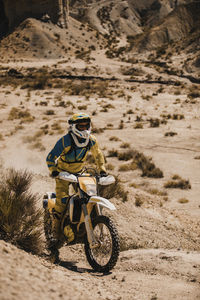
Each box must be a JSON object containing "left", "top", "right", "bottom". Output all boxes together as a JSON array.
[
  {"left": 100, "top": 171, "right": 107, "bottom": 177},
  {"left": 51, "top": 170, "right": 59, "bottom": 178}
]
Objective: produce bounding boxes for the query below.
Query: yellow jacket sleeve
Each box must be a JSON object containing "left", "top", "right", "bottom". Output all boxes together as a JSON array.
[{"left": 90, "top": 135, "right": 106, "bottom": 173}]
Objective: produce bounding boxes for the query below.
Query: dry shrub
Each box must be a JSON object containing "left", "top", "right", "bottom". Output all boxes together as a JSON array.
[
  {"left": 0, "top": 169, "right": 43, "bottom": 254},
  {"left": 149, "top": 118, "right": 160, "bottom": 128},
  {"left": 118, "top": 150, "right": 136, "bottom": 161},
  {"left": 164, "top": 176, "right": 191, "bottom": 189},
  {"left": 45, "top": 109, "right": 55, "bottom": 115},
  {"left": 107, "top": 149, "right": 119, "bottom": 157},
  {"left": 92, "top": 127, "right": 104, "bottom": 134},
  {"left": 99, "top": 176, "right": 128, "bottom": 202},
  {"left": 108, "top": 148, "right": 163, "bottom": 178},
  {"left": 133, "top": 152, "right": 163, "bottom": 178},
  {"left": 120, "top": 142, "right": 130, "bottom": 149},
  {"left": 77, "top": 105, "right": 87, "bottom": 110},
  {"left": 135, "top": 195, "right": 143, "bottom": 207},
  {"left": 134, "top": 123, "right": 143, "bottom": 129},
  {"left": 178, "top": 198, "right": 189, "bottom": 204},
  {"left": 8, "top": 107, "right": 34, "bottom": 122},
  {"left": 119, "top": 162, "right": 137, "bottom": 172},
  {"left": 165, "top": 131, "right": 177, "bottom": 137},
  {"left": 109, "top": 136, "right": 120, "bottom": 141}
]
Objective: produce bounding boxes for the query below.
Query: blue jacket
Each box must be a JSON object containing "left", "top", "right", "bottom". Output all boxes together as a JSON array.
[{"left": 46, "top": 132, "right": 106, "bottom": 174}]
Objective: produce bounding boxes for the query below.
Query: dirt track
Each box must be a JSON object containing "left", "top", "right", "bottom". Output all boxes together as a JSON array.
[{"left": 0, "top": 240, "right": 199, "bottom": 300}]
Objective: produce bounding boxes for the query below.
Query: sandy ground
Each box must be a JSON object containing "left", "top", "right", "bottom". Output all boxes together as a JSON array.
[
  {"left": 0, "top": 240, "right": 200, "bottom": 300},
  {"left": 0, "top": 16, "right": 200, "bottom": 300}
]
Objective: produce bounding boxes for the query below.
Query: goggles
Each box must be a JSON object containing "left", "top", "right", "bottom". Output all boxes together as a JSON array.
[{"left": 76, "top": 123, "right": 90, "bottom": 131}]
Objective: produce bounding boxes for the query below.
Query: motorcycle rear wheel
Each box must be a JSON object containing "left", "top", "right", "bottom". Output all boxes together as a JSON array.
[{"left": 84, "top": 215, "right": 119, "bottom": 273}]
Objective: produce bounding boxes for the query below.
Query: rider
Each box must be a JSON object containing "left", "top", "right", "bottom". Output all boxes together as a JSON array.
[{"left": 46, "top": 113, "right": 107, "bottom": 259}]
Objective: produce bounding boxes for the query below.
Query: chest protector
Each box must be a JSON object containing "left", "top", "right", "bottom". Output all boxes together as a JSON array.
[{"left": 60, "top": 134, "right": 91, "bottom": 164}]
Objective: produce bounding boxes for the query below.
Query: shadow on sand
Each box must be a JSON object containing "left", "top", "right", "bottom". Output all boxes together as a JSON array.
[{"left": 58, "top": 259, "right": 112, "bottom": 277}]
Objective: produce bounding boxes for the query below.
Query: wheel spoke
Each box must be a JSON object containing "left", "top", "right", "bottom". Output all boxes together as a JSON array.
[{"left": 91, "top": 223, "right": 112, "bottom": 266}]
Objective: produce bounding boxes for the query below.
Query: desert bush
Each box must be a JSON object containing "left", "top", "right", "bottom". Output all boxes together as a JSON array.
[
  {"left": 45, "top": 110, "right": 55, "bottom": 115},
  {"left": 172, "top": 114, "right": 184, "bottom": 120},
  {"left": 51, "top": 122, "right": 62, "bottom": 131},
  {"left": 126, "top": 109, "right": 134, "bottom": 114},
  {"left": 118, "top": 162, "right": 137, "bottom": 172},
  {"left": 0, "top": 169, "right": 43, "bottom": 254},
  {"left": 178, "top": 198, "right": 189, "bottom": 204},
  {"left": 107, "top": 148, "right": 163, "bottom": 178},
  {"left": 120, "top": 142, "right": 130, "bottom": 149},
  {"left": 32, "top": 141, "right": 46, "bottom": 151},
  {"left": 106, "top": 163, "right": 114, "bottom": 171},
  {"left": 135, "top": 195, "right": 143, "bottom": 207},
  {"left": 164, "top": 131, "right": 177, "bottom": 137},
  {"left": 77, "top": 105, "right": 87, "bottom": 110},
  {"left": 118, "top": 120, "right": 124, "bottom": 129},
  {"left": 133, "top": 152, "right": 163, "bottom": 178},
  {"left": 134, "top": 123, "right": 143, "bottom": 129},
  {"left": 92, "top": 127, "right": 104, "bottom": 134},
  {"left": 109, "top": 136, "right": 120, "bottom": 141},
  {"left": 147, "top": 188, "right": 167, "bottom": 197},
  {"left": 118, "top": 150, "right": 136, "bottom": 161},
  {"left": 149, "top": 118, "right": 160, "bottom": 128},
  {"left": 107, "top": 149, "right": 119, "bottom": 157},
  {"left": 99, "top": 176, "right": 128, "bottom": 202},
  {"left": 8, "top": 107, "right": 34, "bottom": 122},
  {"left": 40, "top": 101, "right": 48, "bottom": 106},
  {"left": 164, "top": 175, "right": 191, "bottom": 189}
]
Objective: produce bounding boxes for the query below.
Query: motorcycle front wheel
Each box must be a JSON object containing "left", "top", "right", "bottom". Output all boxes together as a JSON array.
[{"left": 84, "top": 215, "right": 119, "bottom": 273}]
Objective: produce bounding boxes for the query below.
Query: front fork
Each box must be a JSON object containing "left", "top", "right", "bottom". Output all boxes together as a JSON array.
[{"left": 82, "top": 203, "right": 100, "bottom": 249}]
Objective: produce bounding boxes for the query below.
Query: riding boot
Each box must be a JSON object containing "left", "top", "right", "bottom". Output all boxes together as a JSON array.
[
  {"left": 48, "top": 209, "right": 64, "bottom": 251},
  {"left": 49, "top": 247, "right": 60, "bottom": 264}
]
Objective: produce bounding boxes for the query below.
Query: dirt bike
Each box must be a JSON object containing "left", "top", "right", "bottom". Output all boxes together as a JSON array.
[{"left": 43, "top": 168, "right": 120, "bottom": 273}]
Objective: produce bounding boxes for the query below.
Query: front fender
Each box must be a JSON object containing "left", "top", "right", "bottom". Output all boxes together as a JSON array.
[{"left": 89, "top": 196, "right": 116, "bottom": 211}]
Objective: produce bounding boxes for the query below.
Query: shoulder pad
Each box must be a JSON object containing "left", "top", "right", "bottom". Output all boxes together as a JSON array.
[{"left": 89, "top": 134, "right": 97, "bottom": 145}]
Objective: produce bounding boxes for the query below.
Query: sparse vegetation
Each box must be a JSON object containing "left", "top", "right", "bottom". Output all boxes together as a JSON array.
[
  {"left": 118, "top": 162, "right": 137, "bottom": 172},
  {"left": 8, "top": 107, "right": 34, "bottom": 122},
  {"left": 118, "top": 150, "right": 136, "bottom": 161},
  {"left": 109, "top": 136, "right": 120, "bottom": 141},
  {"left": 178, "top": 198, "right": 189, "bottom": 204},
  {"left": 165, "top": 131, "right": 177, "bottom": 137},
  {"left": 164, "top": 175, "right": 191, "bottom": 189},
  {"left": 135, "top": 195, "right": 143, "bottom": 207},
  {"left": 107, "top": 148, "right": 163, "bottom": 178},
  {"left": 149, "top": 118, "right": 160, "bottom": 128},
  {"left": 99, "top": 176, "right": 128, "bottom": 202},
  {"left": 120, "top": 142, "right": 130, "bottom": 149},
  {"left": 133, "top": 152, "right": 163, "bottom": 178},
  {"left": 0, "top": 169, "right": 43, "bottom": 254},
  {"left": 134, "top": 123, "right": 143, "bottom": 129}
]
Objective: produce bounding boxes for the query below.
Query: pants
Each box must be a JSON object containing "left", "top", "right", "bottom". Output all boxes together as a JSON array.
[{"left": 55, "top": 178, "right": 70, "bottom": 213}]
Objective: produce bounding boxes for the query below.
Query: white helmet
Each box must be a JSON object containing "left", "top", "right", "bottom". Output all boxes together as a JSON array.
[{"left": 68, "top": 113, "right": 91, "bottom": 147}]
